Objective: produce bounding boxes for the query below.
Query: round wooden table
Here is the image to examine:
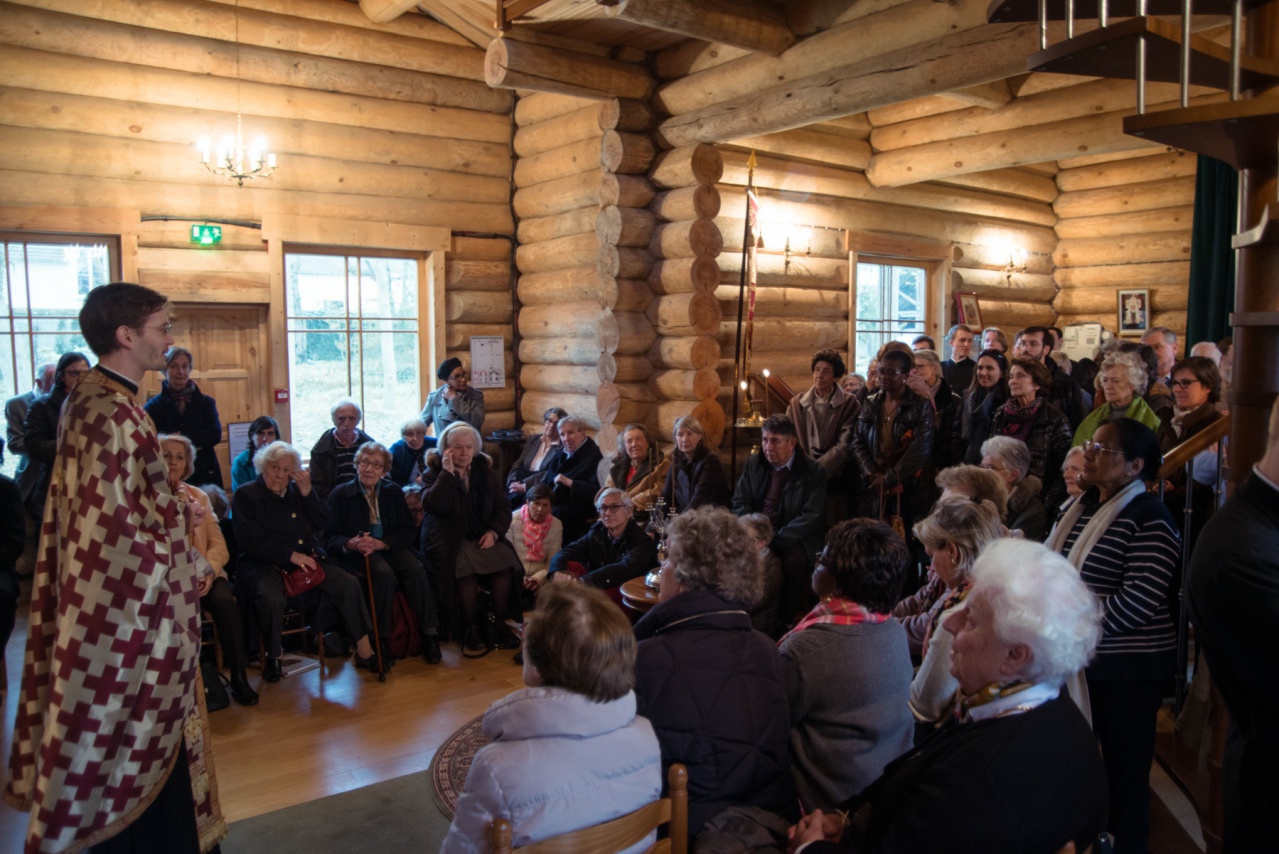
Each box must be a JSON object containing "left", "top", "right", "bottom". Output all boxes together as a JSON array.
[{"left": 620, "top": 576, "right": 661, "bottom": 614}]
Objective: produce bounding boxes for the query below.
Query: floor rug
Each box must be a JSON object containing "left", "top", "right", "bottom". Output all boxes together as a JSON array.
[{"left": 429, "top": 713, "right": 489, "bottom": 820}]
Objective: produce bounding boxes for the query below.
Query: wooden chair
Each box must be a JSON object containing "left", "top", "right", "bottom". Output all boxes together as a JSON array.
[{"left": 489, "top": 763, "right": 688, "bottom": 854}]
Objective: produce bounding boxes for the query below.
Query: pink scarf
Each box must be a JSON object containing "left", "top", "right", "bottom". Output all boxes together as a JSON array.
[
  {"left": 520, "top": 503, "right": 553, "bottom": 562},
  {"left": 780, "top": 596, "right": 890, "bottom": 646}
]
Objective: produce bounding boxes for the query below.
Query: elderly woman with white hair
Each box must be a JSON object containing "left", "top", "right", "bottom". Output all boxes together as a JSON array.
[
  {"left": 980, "top": 436, "right": 1049, "bottom": 541},
  {"left": 231, "top": 441, "right": 380, "bottom": 682},
  {"left": 388, "top": 416, "right": 430, "bottom": 486},
  {"left": 659, "top": 414, "right": 730, "bottom": 512},
  {"left": 789, "top": 538, "right": 1108, "bottom": 853},
  {"left": 1073, "top": 348, "right": 1162, "bottom": 445}
]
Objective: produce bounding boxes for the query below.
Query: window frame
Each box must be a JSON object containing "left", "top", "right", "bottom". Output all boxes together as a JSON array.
[{"left": 848, "top": 233, "right": 951, "bottom": 373}]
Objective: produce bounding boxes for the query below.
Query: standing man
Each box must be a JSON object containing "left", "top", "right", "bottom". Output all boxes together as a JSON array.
[
  {"left": 5, "top": 283, "right": 224, "bottom": 853},
  {"left": 1014, "top": 325, "right": 1085, "bottom": 429},
  {"left": 1186, "top": 396, "right": 1279, "bottom": 853},
  {"left": 1141, "top": 326, "right": 1179, "bottom": 388},
  {"left": 733, "top": 414, "right": 827, "bottom": 628},
  {"left": 5, "top": 361, "right": 55, "bottom": 577},
  {"left": 941, "top": 324, "right": 976, "bottom": 391}
]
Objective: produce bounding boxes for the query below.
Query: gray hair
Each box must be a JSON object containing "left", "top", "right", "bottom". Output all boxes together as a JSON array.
[
  {"left": 400, "top": 416, "right": 428, "bottom": 435},
  {"left": 1100, "top": 349, "right": 1150, "bottom": 396},
  {"left": 616, "top": 423, "right": 653, "bottom": 457},
  {"left": 330, "top": 397, "right": 362, "bottom": 421},
  {"left": 439, "top": 421, "right": 483, "bottom": 454},
  {"left": 256, "top": 440, "right": 303, "bottom": 473},
  {"left": 673, "top": 414, "right": 705, "bottom": 437},
  {"left": 913, "top": 348, "right": 941, "bottom": 368},
  {"left": 595, "top": 487, "right": 634, "bottom": 512},
  {"left": 969, "top": 539, "right": 1103, "bottom": 687},
  {"left": 1189, "top": 341, "right": 1221, "bottom": 363},
  {"left": 738, "top": 512, "right": 774, "bottom": 544},
  {"left": 981, "top": 436, "right": 1031, "bottom": 482},
  {"left": 1061, "top": 444, "right": 1085, "bottom": 473},
  {"left": 666, "top": 506, "right": 763, "bottom": 608},
  {"left": 557, "top": 414, "right": 586, "bottom": 434},
  {"left": 165, "top": 346, "right": 194, "bottom": 369},
  {"left": 1144, "top": 326, "right": 1177, "bottom": 345},
  {"left": 158, "top": 433, "right": 196, "bottom": 482}
]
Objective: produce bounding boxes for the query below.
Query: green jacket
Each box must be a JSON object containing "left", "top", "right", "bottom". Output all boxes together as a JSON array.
[{"left": 1073, "top": 396, "right": 1162, "bottom": 446}]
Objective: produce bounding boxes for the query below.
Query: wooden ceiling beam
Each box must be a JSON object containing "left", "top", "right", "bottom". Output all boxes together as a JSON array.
[
  {"left": 598, "top": 0, "right": 795, "bottom": 55},
  {"left": 944, "top": 80, "right": 1013, "bottom": 109},
  {"left": 486, "top": 38, "right": 654, "bottom": 100},
  {"left": 359, "top": 0, "right": 421, "bottom": 24}
]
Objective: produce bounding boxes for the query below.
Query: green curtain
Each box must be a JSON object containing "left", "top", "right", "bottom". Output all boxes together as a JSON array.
[{"left": 1186, "top": 155, "right": 1238, "bottom": 345}]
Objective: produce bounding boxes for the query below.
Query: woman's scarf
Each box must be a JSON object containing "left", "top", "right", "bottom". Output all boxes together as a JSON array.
[
  {"left": 997, "top": 396, "right": 1043, "bottom": 442},
  {"left": 779, "top": 595, "right": 890, "bottom": 646},
  {"left": 921, "top": 583, "right": 971, "bottom": 659},
  {"left": 519, "top": 502, "right": 553, "bottom": 562},
  {"left": 167, "top": 381, "right": 196, "bottom": 415},
  {"left": 1169, "top": 405, "right": 1195, "bottom": 439}
]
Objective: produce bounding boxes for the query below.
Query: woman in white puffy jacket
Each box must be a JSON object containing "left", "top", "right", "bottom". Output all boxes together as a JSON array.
[{"left": 439, "top": 582, "right": 661, "bottom": 854}]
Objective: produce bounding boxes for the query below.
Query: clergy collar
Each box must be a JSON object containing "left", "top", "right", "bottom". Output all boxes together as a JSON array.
[{"left": 93, "top": 363, "right": 139, "bottom": 396}]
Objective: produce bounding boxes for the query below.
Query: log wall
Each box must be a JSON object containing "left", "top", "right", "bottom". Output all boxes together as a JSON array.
[
  {"left": 0, "top": 0, "right": 516, "bottom": 438},
  {"left": 1051, "top": 148, "right": 1195, "bottom": 341}
]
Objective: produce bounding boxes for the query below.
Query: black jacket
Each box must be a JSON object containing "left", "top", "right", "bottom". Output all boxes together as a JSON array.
[
  {"left": 851, "top": 389, "right": 935, "bottom": 488},
  {"left": 231, "top": 479, "right": 330, "bottom": 569},
  {"left": 308, "top": 427, "right": 374, "bottom": 502},
  {"left": 931, "top": 379, "right": 963, "bottom": 471},
  {"left": 660, "top": 443, "right": 730, "bottom": 512},
  {"left": 20, "top": 385, "right": 67, "bottom": 513},
  {"left": 547, "top": 519, "right": 655, "bottom": 589},
  {"left": 324, "top": 477, "right": 419, "bottom": 556},
  {"left": 634, "top": 588, "right": 795, "bottom": 835},
  {"left": 989, "top": 399, "right": 1073, "bottom": 509},
  {"left": 144, "top": 381, "right": 223, "bottom": 487},
  {"left": 539, "top": 437, "right": 603, "bottom": 542},
  {"left": 731, "top": 449, "right": 827, "bottom": 561}
]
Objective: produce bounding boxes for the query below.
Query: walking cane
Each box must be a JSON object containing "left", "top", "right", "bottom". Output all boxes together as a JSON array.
[{"left": 363, "top": 553, "right": 386, "bottom": 682}]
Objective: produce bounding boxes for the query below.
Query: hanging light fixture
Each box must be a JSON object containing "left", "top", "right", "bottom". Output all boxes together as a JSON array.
[{"left": 197, "top": 0, "right": 277, "bottom": 187}]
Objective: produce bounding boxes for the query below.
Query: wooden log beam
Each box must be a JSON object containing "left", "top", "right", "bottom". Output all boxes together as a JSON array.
[
  {"left": 721, "top": 217, "right": 848, "bottom": 258},
  {"left": 953, "top": 243, "right": 1054, "bottom": 275},
  {"left": 1054, "top": 206, "right": 1195, "bottom": 240},
  {"left": 655, "top": 0, "right": 988, "bottom": 117},
  {"left": 868, "top": 94, "right": 965, "bottom": 128},
  {"left": 944, "top": 79, "right": 1013, "bottom": 109},
  {"left": 648, "top": 293, "right": 722, "bottom": 335},
  {"left": 514, "top": 105, "right": 608, "bottom": 158},
  {"left": 1055, "top": 261, "right": 1191, "bottom": 289},
  {"left": 596, "top": 206, "right": 658, "bottom": 247},
  {"left": 514, "top": 92, "right": 598, "bottom": 126},
  {"left": 610, "top": 312, "right": 659, "bottom": 355},
  {"left": 722, "top": 128, "right": 871, "bottom": 171},
  {"left": 446, "top": 259, "right": 511, "bottom": 291},
  {"left": 1057, "top": 145, "right": 1177, "bottom": 170},
  {"left": 652, "top": 186, "right": 721, "bottom": 222},
  {"left": 717, "top": 319, "right": 847, "bottom": 351},
  {"left": 600, "top": 174, "right": 657, "bottom": 209},
  {"left": 650, "top": 145, "right": 723, "bottom": 189},
  {"left": 653, "top": 39, "right": 752, "bottom": 82},
  {"left": 521, "top": 364, "right": 602, "bottom": 395},
  {"left": 717, "top": 252, "right": 848, "bottom": 290},
  {"left": 518, "top": 207, "right": 599, "bottom": 245},
  {"left": 601, "top": 0, "right": 795, "bottom": 55},
  {"left": 16, "top": 0, "right": 487, "bottom": 81},
  {"left": 934, "top": 169, "right": 1059, "bottom": 205},
  {"left": 950, "top": 268, "right": 1058, "bottom": 303},
  {"left": 514, "top": 137, "right": 606, "bottom": 189},
  {"left": 519, "top": 301, "right": 610, "bottom": 340},
  {"left": 1054, "top": 285, "right": 1188, "bottom": 314},
  {"left": 1058, "top": 311, "right": 1186, "bottom": 334},
  {"left": 601, "top": 353, "right": 655, "bottom": 383},
  {"left": 981, "top": 300, "right": 1057, "bottom": 329},
  {"left": 446, "top": 324, "right": 511, "bottom": 349},
  {"left": 649, "top": 257, "right": 721, "bottom": 295},
  {"left": 599, "top": 99, "right": 658, "bottom": 133},
  {"left": 513, "top": 170, "right": 609, "bottom": 218},
  {"left": 598, "top": 246, "right": 654, "bottom": 280},
  {"left": 453, "top": 236, "right": 512, "bottom": 261},
  {"left": 485, "top": 39, "right": 654, "bottom": 101},
  {"left": 649, "top": 336, "right": 720, "bottom": 370},
  {"left": 445, "top": 291, "right": 512, "bottom": 324},
  {"left": 1054, "top": 150, "right": 1196, "bottom": 192},
  {"left": 648, "top": 368, "right": 722, "bottom": 401},
  {"left": 515, "top": 232, "right": 604, "bottom": 275},
  {"left": 358, "top": 0, "right": 418, "bottom": 25},
  {"left": 650, "top": 220, "right": 723, "bottom": 259},
  {"left": 1053, "top": 232, "right": 1192, "bottom": 267},
  {"left": 521, "top": 392, "right": 606, "bottom": 430},
  {"left": 1053, "top": 177, "right": 1197, "bottom": 220},
  {"left": 714, "top": 284, "right": 849, "bottom": 317},
  {"left": 601, "top": 131, "right": 657, "bottom": 175},
  {"left": 614, "top": 279, "right": 654, "bottom": 312},
  {"left": 517, "top": 267, "right": 614, "bottom": 306},
  {"left": 520, "top": 336, "right": 603, "bottom": 366}
]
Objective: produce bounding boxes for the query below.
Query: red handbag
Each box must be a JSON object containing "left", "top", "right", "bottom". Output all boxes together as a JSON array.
[{"left": 280, "top": 562, "right": 325, "bottom": 598}]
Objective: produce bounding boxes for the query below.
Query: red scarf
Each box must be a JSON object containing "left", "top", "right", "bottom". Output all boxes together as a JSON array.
[
  {"left": 780, "top": 596, "right": 890, "bottom": 646},
  {"left": 519, "top": 503, "right": 553, "bottom": 562}
]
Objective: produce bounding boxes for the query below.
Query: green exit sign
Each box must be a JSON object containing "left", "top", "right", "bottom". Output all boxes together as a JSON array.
[{"left": 190, "top": 224, "right": 223, "bottom": 245}]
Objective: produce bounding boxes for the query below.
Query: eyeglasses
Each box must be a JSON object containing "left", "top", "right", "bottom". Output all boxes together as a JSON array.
[
  {"left": 1081, "top": 441, "right": 1125, "bottom": 457},
  {"left": 140, "top": 322, "right": 173, "bottom": 335},
  {"left": 448, "top": 372, "right": 468, "bottom": 381},
  {"left": 1170, "top": 379, "right": 1201, "bottom": 390},
  {"left": 979, "top": 463, "right": 1005, "bottom": 472},
  {"left": 597, "top": 503, "right": 627, "bottom": 514},
  {"left": 63, "top": 369, "right": 87, "bottom": 379},
  {"left": 356, "top": 460, "right": 386, "bottom": 470}
]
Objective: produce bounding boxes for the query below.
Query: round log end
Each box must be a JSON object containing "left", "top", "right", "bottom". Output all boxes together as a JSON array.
[{"left": 484, "top": 40, "right": 512, "bottom": 88}]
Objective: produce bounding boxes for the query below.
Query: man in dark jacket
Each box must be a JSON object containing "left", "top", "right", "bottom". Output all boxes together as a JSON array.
[
  {"left": 732, "top": 414, "right": 827, "bottom": 626},
  {"left": 539, "top": 415, "right": 603, "bottom": 543},
  {"left": 309, "top": 397, "right": 375, "bottom": 501},
  {"left": 940, "top": 323, "right": 976, "bottom": 391},
  {"left": 547, "top": 488, "right": 655, "bottom": 589},
  {"left": 1014, "top": 326, "right": 1084, "bottom": 429}
]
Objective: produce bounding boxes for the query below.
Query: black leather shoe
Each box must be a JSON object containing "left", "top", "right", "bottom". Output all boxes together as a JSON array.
[
  {"left": 262, "top": 657, "right": 282, "bottom": 683},
  {"left": 462, "top": 626, "right": 486, "bottom": 652},
  {"left": 354, "top": 652, "right": 389, "bottom": 675},
  {"left": 229, "top": 671, "right": 260, "bottom": 706},
  {"left": 422, "top": 634, "right": 442, "bottom": 665},
  {"left": 494, "top": 625, "right": 521, "bottom": 650}
]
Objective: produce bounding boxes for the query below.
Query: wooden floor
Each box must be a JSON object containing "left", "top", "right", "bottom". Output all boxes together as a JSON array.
[{"left": 0, "top": 584, "right": 523, "bottom": 849}]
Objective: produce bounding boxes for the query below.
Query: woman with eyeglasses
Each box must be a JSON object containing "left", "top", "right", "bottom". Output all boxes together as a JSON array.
[
  {"left": 1157, "top": 356, "right": 1224, "bottom": 546},
  {"left": 851, "top": 349, "right": 935, "bottom": 534},
  {"left": 1045, "top": 418, "right": 1180, "bottom": 854},
  {"left": 957, "top": 348, "right": 1010, "bottom": 467},
  {"left": 507, "top": 406, "right": 567, "bottom": 508},
  {"left": 21, "top": 351, "right": 90, "bottom": 520},
  {"left": 144, "top": 346, "right": 224, "bottom": 488},
  {"left": 420, "top": 356, "right": 485, "bottom": 440},
  {"left": 1073, "top": 349, "right": 1162, "bottom": 446}
]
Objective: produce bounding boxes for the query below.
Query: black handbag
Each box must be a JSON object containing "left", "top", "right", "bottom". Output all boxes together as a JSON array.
[{"left": 202, "top": 660, "right": 230, "bottom": 713}]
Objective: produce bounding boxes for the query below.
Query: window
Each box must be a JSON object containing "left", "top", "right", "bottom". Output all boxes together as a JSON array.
[
  {"left": 852, "top": 259, "right": 928, "bottom": 375},
  {"left": 1, "top": 234, "right": 117, "bottom": 477},
  {"left": 284, "top": 249, "right": 422, "bottom": 446}
]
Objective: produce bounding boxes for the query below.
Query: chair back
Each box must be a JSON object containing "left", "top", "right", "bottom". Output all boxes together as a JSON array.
[{"left": 489, "top": 763, "right": 688, "bottom": 854}]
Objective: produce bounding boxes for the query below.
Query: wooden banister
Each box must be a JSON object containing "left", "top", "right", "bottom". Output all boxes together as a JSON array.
[{"left": 1158, "top": 411, "right": 1230, "bottom": 480}]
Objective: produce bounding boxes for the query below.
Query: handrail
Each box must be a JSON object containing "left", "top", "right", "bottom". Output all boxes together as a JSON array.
[{"left": 1158, "top": 410, "right": 1230, "bottom": 479}]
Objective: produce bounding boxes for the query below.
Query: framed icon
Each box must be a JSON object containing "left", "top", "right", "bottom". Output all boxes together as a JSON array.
[
  {"left": 1117, "top": 289, "right": 1150, "bottom": 335},
  {"left": 955, "top": 292, "right": 982, "bottom": 329}
]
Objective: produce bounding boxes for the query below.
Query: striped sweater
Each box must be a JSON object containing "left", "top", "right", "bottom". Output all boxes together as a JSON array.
[{"left": 1061, "top": 490, "right": 1181, "bottom": 681}]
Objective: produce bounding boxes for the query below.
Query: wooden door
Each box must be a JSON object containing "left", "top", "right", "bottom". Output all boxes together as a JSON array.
[{"left": 141, "top": 304, "right": 270, "bottom": 488}]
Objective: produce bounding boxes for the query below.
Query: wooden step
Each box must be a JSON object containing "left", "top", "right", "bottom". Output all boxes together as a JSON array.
[
  {"left": 1125, "top": 94, "right": 1279, "bottom": 170},
  {"left": 1233, "top": 202, "right": 1279, "bottom": 249},
  {"left": 988, "top": 0, "right": 1265, "bottom": 22},
  {"left": 1028, "top": 15, "right": 1279, "bottom": 92}
]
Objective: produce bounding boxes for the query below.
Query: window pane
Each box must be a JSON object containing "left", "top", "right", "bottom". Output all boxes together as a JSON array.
[{"left": 851, "top": 259, "right": 928, "bottom": 378}]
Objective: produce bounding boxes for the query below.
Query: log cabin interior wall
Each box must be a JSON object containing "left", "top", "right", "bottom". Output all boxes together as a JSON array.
[{"left": 0, "top": 0, "right": 1204, "bottom": 468}]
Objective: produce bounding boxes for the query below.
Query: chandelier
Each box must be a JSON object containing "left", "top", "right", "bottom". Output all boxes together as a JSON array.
[{"left": 197, "top": 0, "right": 277, "bottom": 187}]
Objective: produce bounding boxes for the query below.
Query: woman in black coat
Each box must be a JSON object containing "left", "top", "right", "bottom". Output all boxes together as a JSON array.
[
  {"left": 22, "top": 351, "right": 90, "bottom": 519},
  {"left": 658, "top": 415, "right": 730, "bottom": 512},
  {"left": 988, "top": 357, "right": 1072, "bottom": 509},
  {"left": 143, "top": 346, "right": 224, "bottom": 487},
  {"left": 958, "top": 349, "right": 1010, "bottom": 466},
  {"left": 420, "top": 422, "right": 522, "bottom": 652}
]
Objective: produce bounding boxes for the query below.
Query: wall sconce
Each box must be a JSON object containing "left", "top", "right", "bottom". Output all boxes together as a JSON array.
[
  {"left": 783, "top": 228, "right": 812, "bottom": 275},
  {"left": 1004, "top": 247, "right": 1027, "bottom": 286}
]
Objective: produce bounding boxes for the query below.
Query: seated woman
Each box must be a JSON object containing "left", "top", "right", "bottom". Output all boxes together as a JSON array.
[
  {"left": 906, "top": 497, "right": 1005, "bottom": 731},
  {"left": 658, "top": 414, "right": 730, "bottom": 512},
  {"left": 160, "top": 434, "right": 257, "bottom": 706},
  {"left": 634, "top": 506, "right": 793, "bottom": 839},
  {"left": 421, "top": 422, "right": 522, "bottom": 652},
  {"left": 506, "top": 406, "right": 566, "bottom": 508},
  {"left": 1059, "top": 445, "right": 1086, "bottom": 512},
  {"left": 779, "top": 518, "right": 915, "bottom": 811},
  {"left": 512, "top": 483, "right": 562, "bottom": 593},
  {"left": 789, "top": 539, "right": 1108, "bottom": 853},
  {"left": 144, "top": 346, "right": 223, "bottom": 487},
  {"left": 980, "top": 436, "right": 1049, "bottom": 542},
  {"left": 1074, "top": 348, "right": 1162, "bottom": 446},
  {"left": 388, "top": 417, "right": 429, "bottom": 486},
  {"left": 738, "top": 513, "right": 785, "bottom": 637},
  {"left": 988, "top": 357, "right": 1072, "bottom": 509},
  {"left": 546, "top": 488, "right": 655, "bottom": 591},
  {"left": 231, "top": 440, "right": 381, "bottom": 681},
  {"left": 230, "top": 415, "right": 279, "bottom": 491},
  {"left": 441, "top": 583, "right": 661, "bottom": 854},
  {"left": 324, "top": 442, "right": 441, "bottom": 665},
  {"left": 604, "top": 423, "right": 670, "bottom": 522}
]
